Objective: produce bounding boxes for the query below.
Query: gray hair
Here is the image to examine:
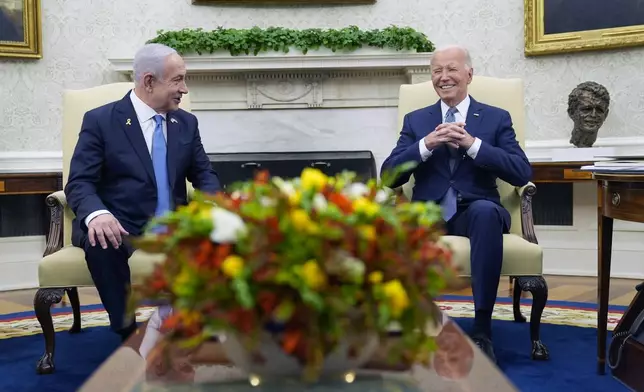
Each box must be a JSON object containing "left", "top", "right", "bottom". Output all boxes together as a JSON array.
[
  {"left": 132, "top": 43, "right": 178, "bottom": 84},
  {"left": 431, "top": 44, "right": 473, "bottom": 69}
]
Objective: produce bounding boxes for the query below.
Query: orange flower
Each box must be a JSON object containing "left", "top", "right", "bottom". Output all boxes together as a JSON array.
[
  {"left": 195, "top": 239, "right": 214, "bottom": 266},
  {"left": 161, "top": 313, "right": 181, "bottom": 333},
  {"left": 254, "top": 170, "right": 270, "bottom": 184},
  {"left": 282, "top": 330, "right": 302, "bottom": 354},
  {"left": 327, "top": 192, "right": 353, "bottom": 214}
]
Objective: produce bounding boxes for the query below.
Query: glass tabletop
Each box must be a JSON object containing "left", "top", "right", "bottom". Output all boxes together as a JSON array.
[
  {"left": 79, "top": 311, "right": 517, "bottom": 392},
  {"left": 129, "top": 374, "right": 427, "bottom": 392}
]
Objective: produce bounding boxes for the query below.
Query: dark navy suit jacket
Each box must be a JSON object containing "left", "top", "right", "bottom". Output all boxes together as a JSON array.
[
  {"left": 65, "top": 92, "right": 221, "bottom": 245},
  {"left": 381, "top": 96, "right": 531, "bottom": 213}
]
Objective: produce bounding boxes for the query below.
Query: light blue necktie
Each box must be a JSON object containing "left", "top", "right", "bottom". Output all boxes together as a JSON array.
[
  {"left": 152, "top": 114, "right": 171, "bottom": 218},
  {"left": 440, "top": 107, "right": 459, "bottom": 222}
]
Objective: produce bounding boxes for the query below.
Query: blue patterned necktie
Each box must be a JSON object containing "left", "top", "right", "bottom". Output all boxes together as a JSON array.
[
  {"left": 440, "top": 107, "right": 459, "bottom": 222},
  {"left": 152, "top": 114, "right": 171, "bottom": 218}
]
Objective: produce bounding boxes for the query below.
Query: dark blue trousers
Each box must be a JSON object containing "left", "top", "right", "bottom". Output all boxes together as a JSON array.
[
  {"left": 446, "top": 200, "right": 510, "bottom": 314},
  {"left": 78, "top": 234, "right": 137, "bottom": 338}
]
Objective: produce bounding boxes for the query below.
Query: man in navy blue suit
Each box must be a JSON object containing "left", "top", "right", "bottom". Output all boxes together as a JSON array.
[
  {"left": 381, "top": 45, "right": 531, "bottom": 362},
  {"left": 65, "top": 43, "right": 221, "bottom": 341}
]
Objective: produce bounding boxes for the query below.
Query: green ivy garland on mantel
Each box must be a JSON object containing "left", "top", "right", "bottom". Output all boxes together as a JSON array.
[{"left": 147, "top": 26, "right": 434, "bottom": 56}]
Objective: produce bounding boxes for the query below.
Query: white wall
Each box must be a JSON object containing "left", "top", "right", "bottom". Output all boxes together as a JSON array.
[{"left": 1, "top": 0, "right": 644, "bottom": 151}]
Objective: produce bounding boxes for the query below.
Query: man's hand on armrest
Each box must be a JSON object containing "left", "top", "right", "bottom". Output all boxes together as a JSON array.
[{"left": 86, "top": 212, "right": 129, "bottom": 250}]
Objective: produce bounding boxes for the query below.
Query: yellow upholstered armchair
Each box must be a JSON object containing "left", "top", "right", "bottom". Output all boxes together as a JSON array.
[
  {"left": 34, "top": 83, "right": 194, "bottom": 374},
  {"left": 395, "top": 76, "right": 549, "bottom": 360}
]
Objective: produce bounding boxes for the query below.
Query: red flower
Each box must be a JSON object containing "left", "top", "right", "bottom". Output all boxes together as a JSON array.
[
  {"left": 194, "top": 239, "right": 213, "bottom": 267},
  {"left": 212, "top": 244, "right": 232, "bottom": 268},
  {"left": 253, "top": 264, "right": 277, "bottom": 282},
  {"left": 149, "top": 267, "right": 168, "bottom": 291},
  {"left": 257, "top": 291, "right": 279, "bottom": 314},
  {"left": 227, "top": 309, "right": 256, "bottom": 334}
]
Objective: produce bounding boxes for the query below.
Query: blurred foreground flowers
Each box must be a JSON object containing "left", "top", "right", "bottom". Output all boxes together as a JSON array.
[{"left": 130, "top": 164, "right": 460, "bottom": 380}]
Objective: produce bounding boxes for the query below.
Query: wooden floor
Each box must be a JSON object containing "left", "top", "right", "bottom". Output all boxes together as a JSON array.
[{"left": 0, "top": 275, "right": 640, "bottom": 315}]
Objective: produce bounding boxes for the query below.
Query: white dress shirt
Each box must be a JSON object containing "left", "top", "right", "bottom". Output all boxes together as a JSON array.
[
  {"left": 418, "top": 95, "right": 482, "bottom": 162},
  {"left": 84, "top": 90, "right": 167, "bottom": 226}
]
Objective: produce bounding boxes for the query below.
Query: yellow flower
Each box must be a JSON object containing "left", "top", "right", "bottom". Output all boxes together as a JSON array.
[
  {"left": 290, "top": 209, "right": 318, "bottom": 233},
  {"left": 182, "top": 310, "right": 202, "bottom": 326},
  {"left": 178, "top": 200, "right": 200, "bottom": 215},
  {"left": 301, "top": 168, "right": 328, "bottom": 191},
  {"left": 382, "top": 279, "right": 410, "bottom": 317},
  {"left": 358, "top": 224, "right": 376, "bottom": 241},
  {"left": 197, "top": 205, "right": 213, "bottom": 222},
  {"left": 352, "top": 197, "right": 379, "bottom": 217},
  {"left": 288, "top": 190, "right": 301, "bottom": 206},
  {"left": 298, "top": 259, "right": 327, "bottom": 290},
  {"left": 368, "top": 271, "right": 383, "bottom": 284},
  {"left": 172, "top": 268, "right": 194, "bottom": 297},
  {"left": 222, "top": 255, "right": 245, "bottom": 278}
]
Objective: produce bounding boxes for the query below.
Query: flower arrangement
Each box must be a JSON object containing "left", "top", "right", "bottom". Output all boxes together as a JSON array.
[{"left": 131, "top": 165, "right": 459, "bottom": 381}]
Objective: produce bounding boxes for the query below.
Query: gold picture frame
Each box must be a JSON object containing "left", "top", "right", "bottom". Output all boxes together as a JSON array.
[
  {"left": 524, "top": 0, "right": 644, "bottom": 56},
  {"left": 192, "top": 0, "right": 375, "bottom": 4},
  {"left": 0, "top": 0, "right": 42, "bottom": 59}
]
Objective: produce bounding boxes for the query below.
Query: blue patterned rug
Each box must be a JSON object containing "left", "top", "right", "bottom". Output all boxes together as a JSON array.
[{"left": 0, "top": 296, "right": 629, "bottom": 391}]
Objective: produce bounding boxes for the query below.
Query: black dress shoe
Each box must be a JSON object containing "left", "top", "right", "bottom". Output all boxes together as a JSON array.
[{"left": 472, "top": 335, "right": 497, "bottom": 364}]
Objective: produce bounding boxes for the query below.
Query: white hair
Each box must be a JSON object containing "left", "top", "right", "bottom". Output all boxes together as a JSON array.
[
  {"left": 132, "top": 43, "right": 178, "bottom": 84},
  {"left": 431, "top": 44, "right": 473, "bottom": 69}
]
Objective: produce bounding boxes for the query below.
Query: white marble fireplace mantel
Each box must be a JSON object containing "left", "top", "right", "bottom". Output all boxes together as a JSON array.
[{"left": 108, "top": 50, "right": 432, "bottom": 111}]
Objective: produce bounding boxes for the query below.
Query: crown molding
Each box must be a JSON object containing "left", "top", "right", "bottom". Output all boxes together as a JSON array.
[{"left": 109, "top": 49, "right": 433, "bottom": 75}]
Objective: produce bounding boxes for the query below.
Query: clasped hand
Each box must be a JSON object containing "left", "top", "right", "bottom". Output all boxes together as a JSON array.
[
  {"left": 88, "top": 214, "right": 129, "bottom": 249},
  {"left": 424, "top": 122, "right": 475, "bottom": 151}
]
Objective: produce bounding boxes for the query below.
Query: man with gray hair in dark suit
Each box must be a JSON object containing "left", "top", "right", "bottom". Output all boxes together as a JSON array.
[{"left": 65, "top": 43, "right": 221, "bottom": 341}]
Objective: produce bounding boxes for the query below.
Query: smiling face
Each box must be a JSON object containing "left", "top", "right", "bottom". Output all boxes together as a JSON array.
[
  {"left": 430, "top": 47, "right": 473, "bottom": 107},
  {"left": 572, "top": 91, "right": 609, "bottom": 133},
  {"left": 146, "top": 53, "right": 188, "bottom": 113}
]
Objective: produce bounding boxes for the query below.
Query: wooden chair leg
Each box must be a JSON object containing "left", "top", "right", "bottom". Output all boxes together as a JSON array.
[
  {"left": 65, "top": 287, "right": 82, "bottom": 333},
  {"left": 512, "top": 276, "right": 526, "bottom": 323},
  {"left": 512, "top": 276, "right": 550, "bottom": 361},
  {"left": 34, "top": 288, "right": 65, "bottom": 374}
]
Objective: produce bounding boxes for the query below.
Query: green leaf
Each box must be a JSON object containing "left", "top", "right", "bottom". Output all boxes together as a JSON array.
[
  {"left": 380, "top": 161, "right": 418, "bottom": 188},
  {"left": 377, "top": 303, "right": 390, "bottom": 328},
  {"left": 301, "top": 289, "right": 324, "bottom": 311},
  {"left": 273, "top": 300, "right": 295, "bottom": 322},
  {"left": 231, "top": 278, "right": 254, "bottom": 309},
  {"left": 147, "top": 26, "right": 434, "bottom": 56}
]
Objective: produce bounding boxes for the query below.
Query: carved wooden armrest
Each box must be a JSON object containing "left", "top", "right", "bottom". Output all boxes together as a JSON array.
[
  {"left": 44, "top": 191, "right": 66, "bottom": 257},
  {"left": 517, "top": 182, "right": 538, "bottom": 244}
]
